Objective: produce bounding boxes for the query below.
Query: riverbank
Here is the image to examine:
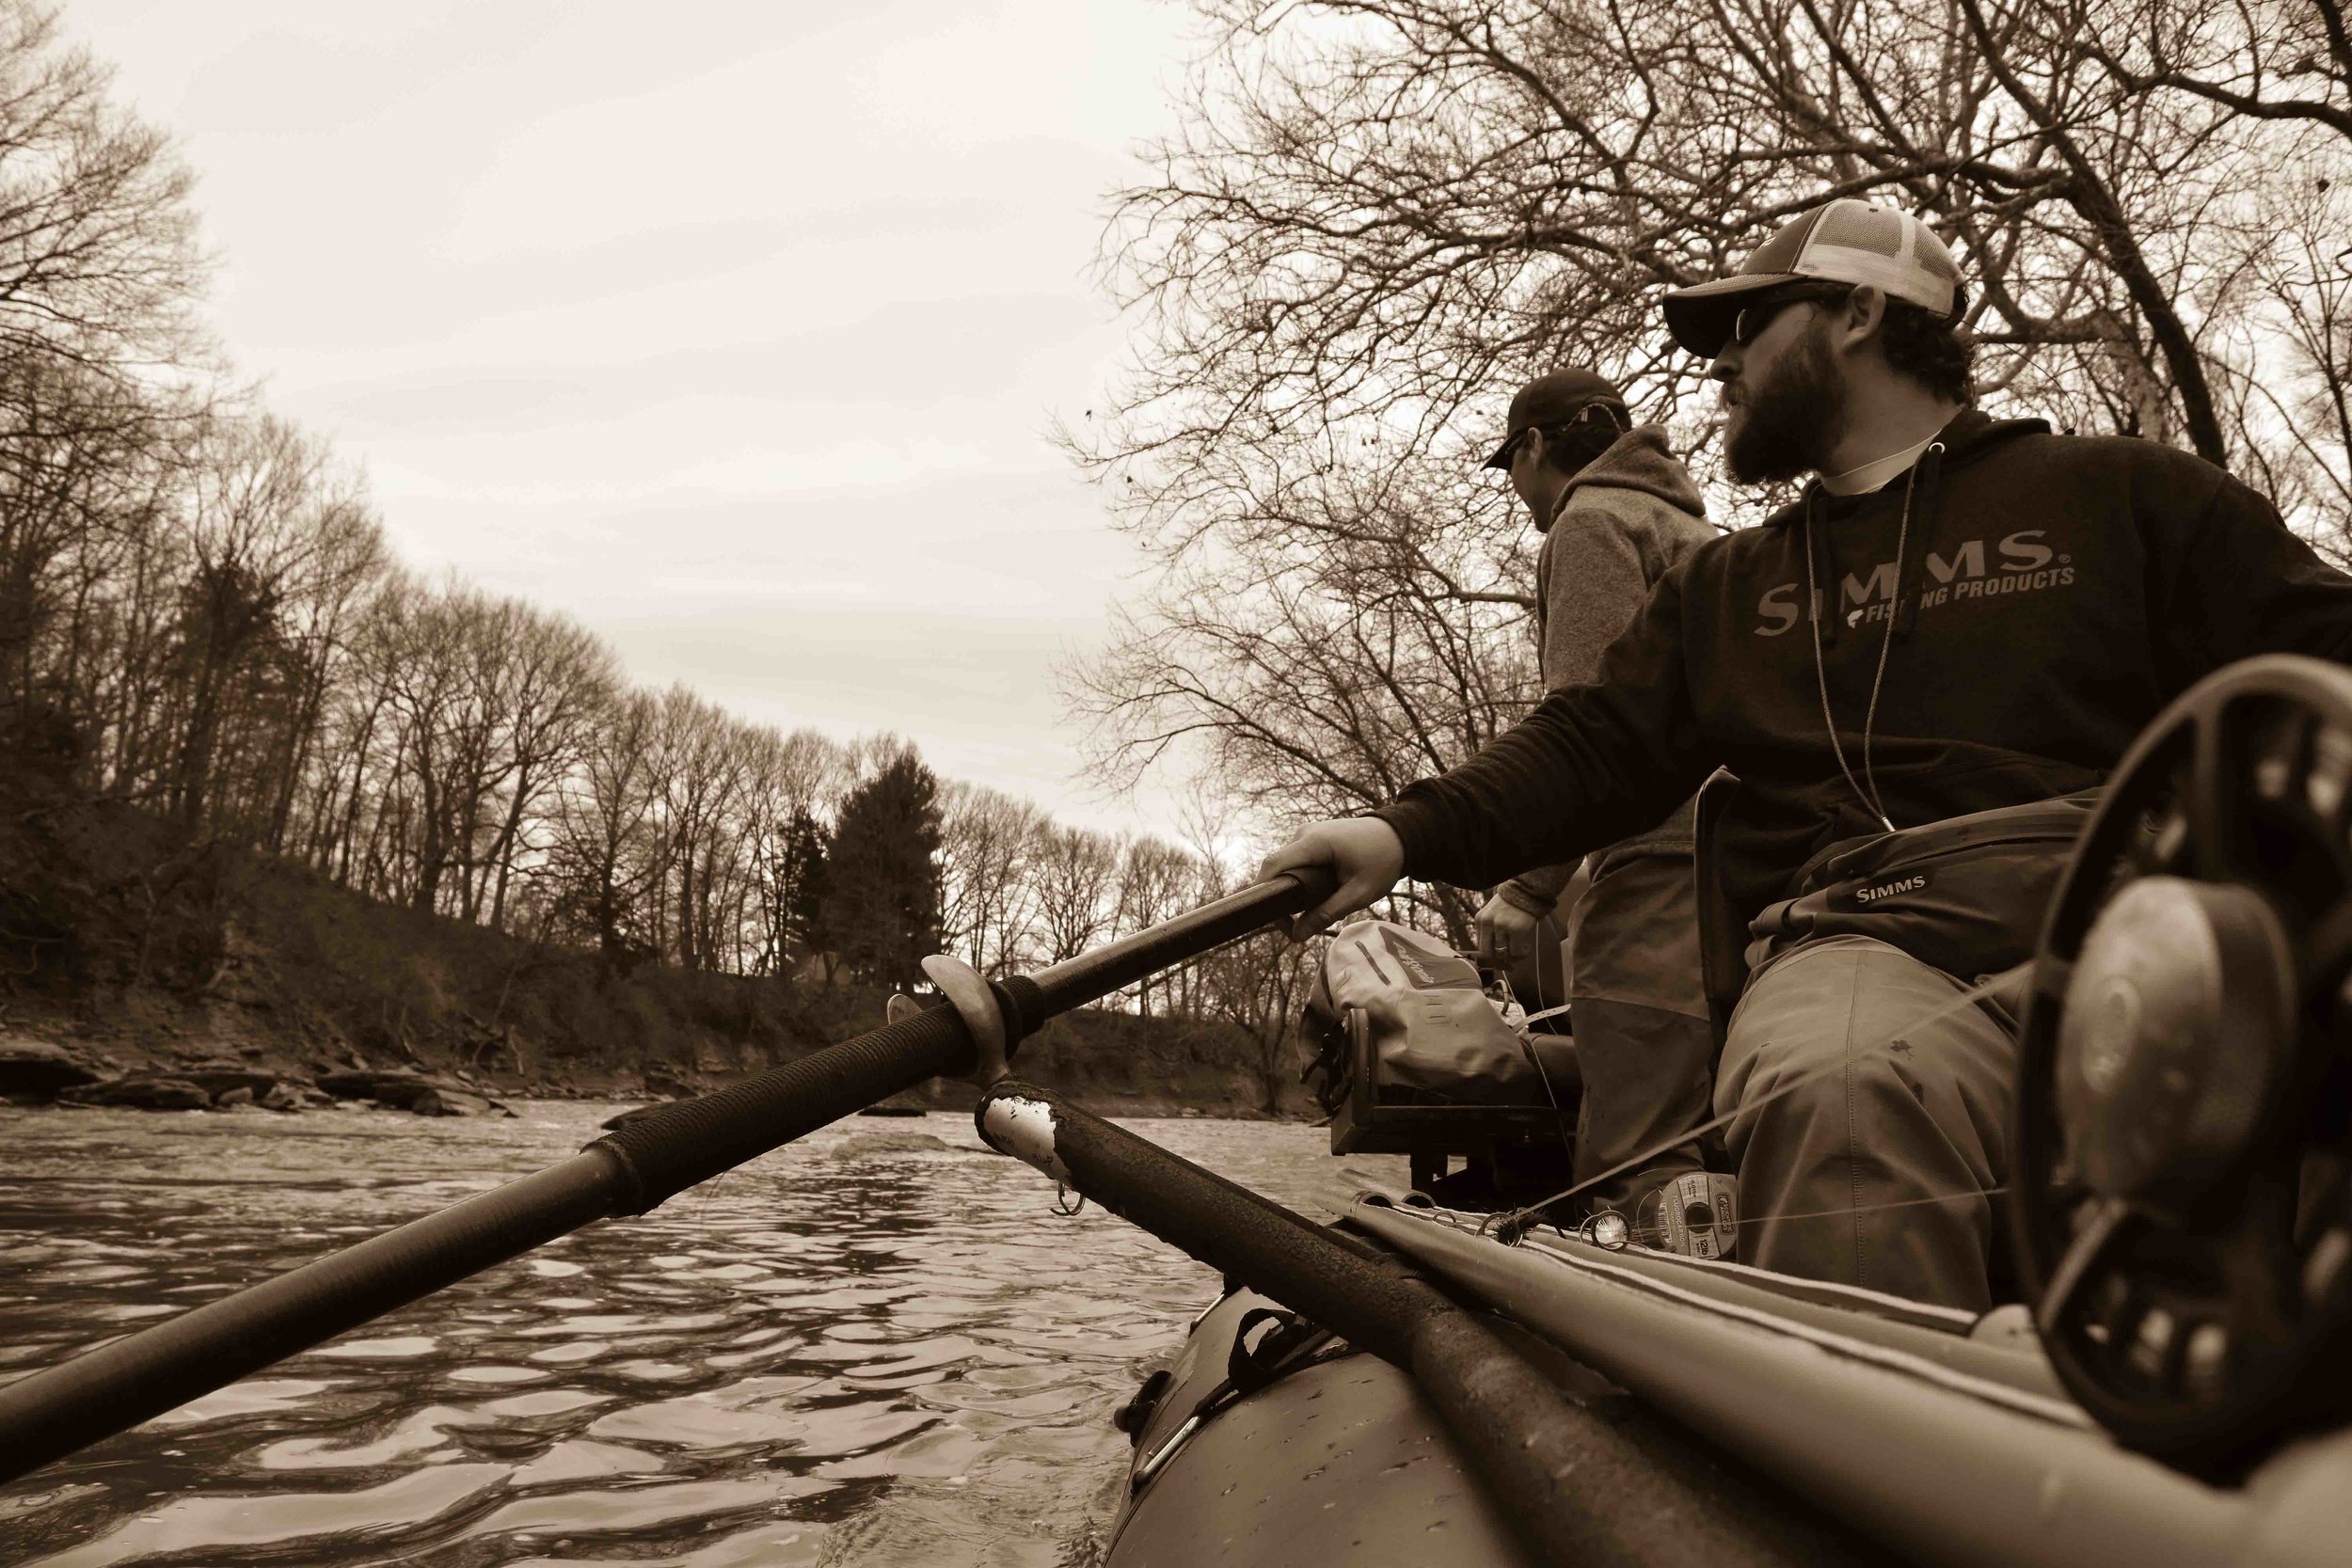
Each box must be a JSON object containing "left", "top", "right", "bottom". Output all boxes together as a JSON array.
[
  {"left": 0, "top": 819, "right": 1306, "bottom": 1121},
  {"left": 0, "top": 997, "right": 1302, "bottom": 1123}
]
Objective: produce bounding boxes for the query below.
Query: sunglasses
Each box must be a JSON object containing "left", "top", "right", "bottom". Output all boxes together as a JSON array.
[{"left": 1729, "top": 285, "right": 1851, "bottom": 348}]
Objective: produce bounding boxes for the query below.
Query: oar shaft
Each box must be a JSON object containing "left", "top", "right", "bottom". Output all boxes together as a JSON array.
[
  {"left": 590, "top": 1002, "right": 977, "bottom": 1211},
  {"left": 974, "top": 1081, "right": 1836, "bottom": 1568},
  {"left": 0, "top": 872, "right": 1329, "bottom": 1484},
  {"left": 0, "top": 1149, "right": 625, "bottom": 1482},
  {"left": 1022, "top": 875, "right": 1320, "bottom": 1018},
  {"left": 588, "top": 873, "right": 1327, "bottom": 1212}
]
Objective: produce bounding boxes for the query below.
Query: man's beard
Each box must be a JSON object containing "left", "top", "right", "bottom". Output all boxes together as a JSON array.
[{"left": 1724, "top": 323, "right": 1848, "bottom": 484}]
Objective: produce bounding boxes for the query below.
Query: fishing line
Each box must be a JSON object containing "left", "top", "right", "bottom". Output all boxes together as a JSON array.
[
  {"left": 691, "top": 1166, "right": 734, "bottom": 1240},
  {"left": 1513, "top": 926, "right": 1575, "bottom": 1141},
  {"left": 1608, "top": 1186, "right": 2012, "bottom": 1247},
  {"left": 1484, "top": 965, "right": 2022, "bottom": 1241}
]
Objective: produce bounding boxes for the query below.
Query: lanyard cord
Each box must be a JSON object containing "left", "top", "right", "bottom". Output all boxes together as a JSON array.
[{"left": 1801, "top": 447, "right": 1940, "bottom": 835}]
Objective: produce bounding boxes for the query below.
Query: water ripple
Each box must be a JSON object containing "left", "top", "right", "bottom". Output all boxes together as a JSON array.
[{"left": 0, "top": 1103, "right": 1400, "bottom": 1565}]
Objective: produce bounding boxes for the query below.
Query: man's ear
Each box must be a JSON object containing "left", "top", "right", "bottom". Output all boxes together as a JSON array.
[
  {"left": 1521, "top": 426, "right": 1547, "bottom": 471},
  {"left": 1833, "top": 285, "right": 1887, "bottom": 353}
]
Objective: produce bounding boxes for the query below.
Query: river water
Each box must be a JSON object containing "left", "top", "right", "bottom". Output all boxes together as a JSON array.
[{"left": 0, "top": 1102, "right": 1405, "bottom": 1567}]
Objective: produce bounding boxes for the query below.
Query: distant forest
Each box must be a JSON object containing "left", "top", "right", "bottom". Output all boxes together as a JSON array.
[{"left": 0, "top": 4, "right": 1305, "bottom": 1064}]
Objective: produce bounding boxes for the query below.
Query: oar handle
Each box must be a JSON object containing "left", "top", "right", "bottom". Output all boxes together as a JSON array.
[
  {"left": 1024, "top": 866, "right": 1332, "bottom": 1017},
  {"left": 0, "top": 869, "right": 1329, "bottom": 1484}
]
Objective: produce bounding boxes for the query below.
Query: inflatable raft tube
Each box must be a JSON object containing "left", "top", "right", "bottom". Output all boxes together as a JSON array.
[
  {"left": 1102, "top": 1280, "right": 1884, "bottom": 1566},
  {"left": 1102, "top": 1287, "right": 1538, "bottom": 1568},
  {"left": 1102, "top": 1193, "right": 2350, "bottom": 1567},
  {"left": 1337, "top": 1194, "right": 2351, "bottom": 1568}
]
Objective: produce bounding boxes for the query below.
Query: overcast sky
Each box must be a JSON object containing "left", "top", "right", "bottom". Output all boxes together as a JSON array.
[{"left": 65, "top": 0, "right": 1199, "bottom": 839}]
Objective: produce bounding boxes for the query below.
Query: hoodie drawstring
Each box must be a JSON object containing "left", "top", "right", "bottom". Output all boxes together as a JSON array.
[
  {"left": 1891, "top": 442, "right": 1945, "bottom": 642},
  {"left": 1803, "top": 442, "right": 1943, "bottom": 834}
]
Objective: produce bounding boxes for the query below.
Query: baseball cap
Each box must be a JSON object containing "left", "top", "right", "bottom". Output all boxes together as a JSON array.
[
  {"left": 1661, "top": 199, "right": 1965, "bottom": 357},
  {"left": 1480, "top": 369, "right": 1627, "bottom": 469}
]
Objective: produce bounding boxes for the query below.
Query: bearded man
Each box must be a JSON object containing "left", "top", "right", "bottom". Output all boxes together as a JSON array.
[{"left": 1260, "top": 199, "right": 2352, "bottom": 1309}]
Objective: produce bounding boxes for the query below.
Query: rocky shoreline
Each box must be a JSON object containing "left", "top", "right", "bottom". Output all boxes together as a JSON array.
[
  {"left": 0, "top": 1030, "right": 1299, "bottom": 1125},
  {"left": 1, "top": 1035, "right": 516, "bottom": 1119}
]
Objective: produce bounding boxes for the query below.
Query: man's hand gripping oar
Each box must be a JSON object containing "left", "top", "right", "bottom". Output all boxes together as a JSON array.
[{"left": 1256, "top": 817, "right": 1406, "bottom": 942}]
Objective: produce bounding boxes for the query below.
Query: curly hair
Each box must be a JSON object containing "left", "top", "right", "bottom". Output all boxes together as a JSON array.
[
  {"left": 1875, "top": 299, "right": 1975, "bottom": 404},
  {"left": 1797, "top": 284, "right": 1973, "bottom": 404}
]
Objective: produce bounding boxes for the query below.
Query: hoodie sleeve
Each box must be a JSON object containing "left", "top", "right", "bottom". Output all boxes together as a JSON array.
[
  {"left": 2155, "top": 463, "right": 2352, "bottom": 675},
  {"left": 1376, "top": 558, "right": 1713, "bottom": 890}
]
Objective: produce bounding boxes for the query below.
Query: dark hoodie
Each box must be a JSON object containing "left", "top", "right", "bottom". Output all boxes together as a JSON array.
[{"left": 1380, "top": 410, "right": 2352, "bottom": 928}]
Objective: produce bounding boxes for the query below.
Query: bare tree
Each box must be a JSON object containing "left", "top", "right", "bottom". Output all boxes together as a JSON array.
[
  {"left": 647, "top": 686, "right": 749, "bottom": 972},
  {"left": 166, "top": 414, "right": 367, "bottom": 840},
  {"left": 548, "top": 686, "right": 665, "bottom": 972},
  {"left": 1026, "top": 822, "right": 1123, "bottom": 965},
  {"left": 475, "top": 604, "right": 614, "bottom": 930},
  {"left": 1200, "top": 927, "right": 1315, "bottom": 1114},
  {"left": 1070, "top": 0, "right": 2352, "bottom": 882},
  {"left": 741, "top": 725, "right": 848, "bottom": 974},
  {"left": 938, "top": 781, "right": 1045, "bottom": 977},
  {"left": 0, "top": 1, "right": 205, "bottom": 379},
  {"left": 1114, "top": 833, "right": 1208, "bottom": 1015}
]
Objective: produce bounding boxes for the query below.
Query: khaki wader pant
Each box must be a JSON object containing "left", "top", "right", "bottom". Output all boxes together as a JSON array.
[
  {"left": 1565, "top": 849, "right": 1716, "bottom": 1216},
  {"left": 1715, "top": 934, "right": 2017, "bottom": 1311}
]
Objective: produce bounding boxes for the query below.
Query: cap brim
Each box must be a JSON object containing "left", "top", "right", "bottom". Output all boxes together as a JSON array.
[
  {"left": 1480, "top": 436, "right": 1514, "bottom": 470},
  {"left": 1661, "top": 272, "right": 1802, "bottom": 357}
]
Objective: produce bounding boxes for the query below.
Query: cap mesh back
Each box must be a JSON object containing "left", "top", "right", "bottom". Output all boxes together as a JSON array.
[{"left": 1812, "top": 201, "right": 1903, "bottom": 257}]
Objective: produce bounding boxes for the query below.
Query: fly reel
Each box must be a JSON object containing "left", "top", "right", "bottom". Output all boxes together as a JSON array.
[{"left": 2015, "top": 656, "right": 2352, "bottom": 1468}]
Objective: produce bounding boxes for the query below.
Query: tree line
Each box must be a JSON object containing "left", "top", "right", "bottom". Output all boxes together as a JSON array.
[
  {"left": 1067, "top": 0, "right": 2352, "bottom": 944},
  {"left": 0, "top": 2, "right": 1308, "bottom": 1091}
]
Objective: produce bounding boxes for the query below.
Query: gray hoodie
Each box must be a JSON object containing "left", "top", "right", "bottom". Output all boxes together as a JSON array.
[{"left": 1502, "top": 425, "right": 1714, "bottom": 911}]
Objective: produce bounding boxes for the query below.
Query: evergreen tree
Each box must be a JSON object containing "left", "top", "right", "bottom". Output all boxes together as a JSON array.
[
  {"left": 820, "top": 752, "right": 944, "bottom": 990},
  {"left": 781, "top": 807, "right": 833, "bottom": 981}
]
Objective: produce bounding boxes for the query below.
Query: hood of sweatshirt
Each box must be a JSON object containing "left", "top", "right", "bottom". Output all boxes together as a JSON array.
[{"left": 1549, "top": 424, "right": 1706, "bottom": 531}]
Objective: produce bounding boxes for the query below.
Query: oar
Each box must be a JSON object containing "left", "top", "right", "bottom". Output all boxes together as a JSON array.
[
  {"left": 972, "top": 1080, "right": 1854, "bottom": 1568},
  {"left": 0, "top": 870, "right": 1328, "bottom": 1484}
]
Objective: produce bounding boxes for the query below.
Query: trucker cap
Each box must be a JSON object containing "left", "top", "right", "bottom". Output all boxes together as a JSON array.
[
  {"left": 1661, "top": 199, "right": 1965, "bottom": 357},
  {"left": 1480, "top": 369, "right": 1628, "bottom": 469}
]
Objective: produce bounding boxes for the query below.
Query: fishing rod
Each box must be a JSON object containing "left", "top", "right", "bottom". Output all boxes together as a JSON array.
[{"left": 0, "top": 868, "right": 1331, "bottom": 1484}]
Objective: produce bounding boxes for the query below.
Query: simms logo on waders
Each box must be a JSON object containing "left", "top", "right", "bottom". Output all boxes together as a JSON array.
[{"left": 1852, "top": 871, "right": 1931, "bottom": 905}]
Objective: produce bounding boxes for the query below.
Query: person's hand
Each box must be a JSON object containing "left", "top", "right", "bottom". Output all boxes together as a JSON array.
[
  {"left": 1256, "top": 818, "right": 1406, "bottom": 941},
  {"left": 1474, "top": 893, "right": 1545, "bottom": 968}
]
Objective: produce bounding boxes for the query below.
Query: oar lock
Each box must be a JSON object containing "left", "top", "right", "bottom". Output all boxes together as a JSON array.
[{"left": 919, "top": 953, "right": 1013, "bottom": 1086}]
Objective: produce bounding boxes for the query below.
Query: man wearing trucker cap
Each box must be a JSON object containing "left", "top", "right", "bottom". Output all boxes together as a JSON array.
[
  {"left": 1473, "top": 368, "right": 1719, "bottom": 1227},
  {"left": 1261, "top": 198, "right": 2352, "bottom": 1309}
]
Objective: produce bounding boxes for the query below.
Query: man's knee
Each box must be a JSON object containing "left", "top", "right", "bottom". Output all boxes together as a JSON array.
[{"left": 1715, "top": 935, "right": 2015, "bottom": 1175}]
